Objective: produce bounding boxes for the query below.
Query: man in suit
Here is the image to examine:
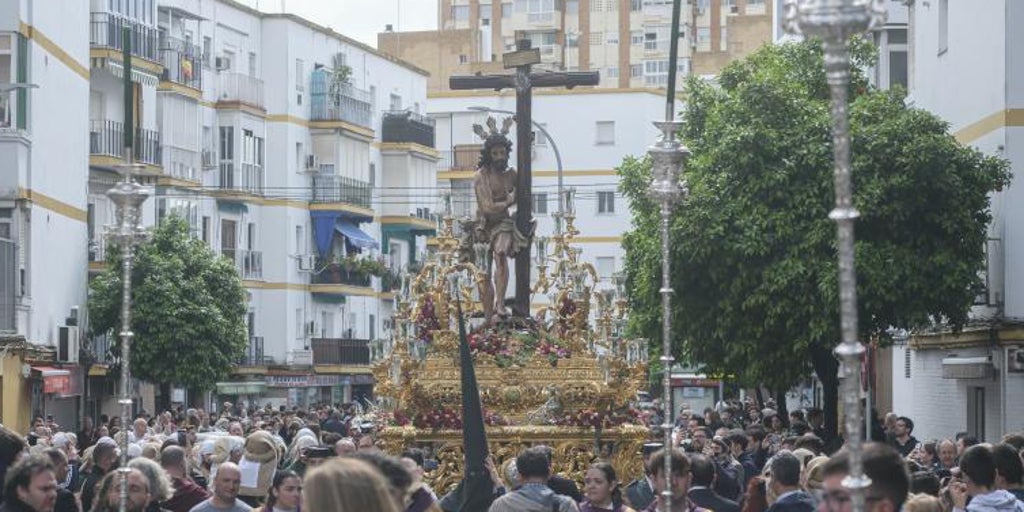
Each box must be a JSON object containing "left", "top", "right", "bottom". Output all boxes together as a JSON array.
[
  {"left": 688, "top": 454, "right": 739, "bottom": 512},
  {"left": 765, "top": 452, "right": 815, "bottom": 512},
  {"left": 819, "top": 443, "right": 910, "bottom": 512},
  {"left": 625, "top": 443, "right": 662, "bottom": 510}
]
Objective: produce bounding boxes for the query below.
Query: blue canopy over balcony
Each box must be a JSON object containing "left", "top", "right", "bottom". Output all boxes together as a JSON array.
[{"left": 311, "top": 211, "right": 378, "bottom": 256}]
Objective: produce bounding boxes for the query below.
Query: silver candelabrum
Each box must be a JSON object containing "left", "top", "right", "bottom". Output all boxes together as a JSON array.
[
  {"left": 784, "top": 1, "right": 886, "bottom": 511},
  {"left": 105, "top": 164, "right": 150, "bottom": 512},
  {"left": 647, "top": 120, "right": 690, "bottom": 512}
]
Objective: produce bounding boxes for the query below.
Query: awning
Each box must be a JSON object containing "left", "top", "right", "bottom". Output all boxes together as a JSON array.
[
  {"left": 91, "top": 58, "right": 160, "bottom": 86},
  {"left": 311, "top": 211, "right": 341, "bottom": 257},
  {"left": 32, "top": 366, "right": 71, "bottom": 395},
  {"left": 215, "top": 381, "right": 267, "bottom": 395},
  {"left": 335, "top": 221, "right": 379, "bottom": 249}
]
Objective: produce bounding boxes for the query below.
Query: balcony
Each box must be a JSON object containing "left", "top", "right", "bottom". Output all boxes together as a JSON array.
[
  {"left": 90, "top": 334, "right": 116, "bottom": 365},
  {"left": 158, "top": 34, "right": 203, "bottom": 91},
  {"left": 90, "top": 12, "right": 160, "bottom": 63},
  {"left": 238, "top": 336, "right": 267, "bottom": 366},
  {"left": 0, "top": 92, "right": 22, "bottom": 134},
  {"left": 311, "top": 173, "right": 372, "bottom": 209},
  {"left": 311, "top": 265, "right": 372, "bottom": 288},
  {"left": 440, "top": 144, "right": 483, "bottom": 172},
  {"left": 310, "top": 80, "right": 373, "bottom": 129},
  {"left": 217, "top": 73, "right": 265, "bottom": 111},
  {"left": 382, "top": 110, "right": 436, "bottom": 148},
  {"left": 88, "top": 235, "right": 107, "bottom": 264},
  {"left": 0, "top": 239, "right": 14, "bottom": 332},
  {"left": 311, "top": 338, "right": 370, "bottom": 366},
  {"left": 164, "top": 146, "right": 200, "bottom": 182},
  {"left": 218, "top": 161, "right": 264, "bottom": 195},
  {"left": 236, "top": 249, "right": 263, "bottom": 280},
  {"left": 89, "top": 119, "right": 162, "bottom": 166}
]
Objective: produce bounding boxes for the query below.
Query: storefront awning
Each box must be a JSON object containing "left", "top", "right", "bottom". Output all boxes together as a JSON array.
[
  {"left": 215, "top": 381, "right": 267, "bottom": 395},
  {"left": 335, "top": 221, "right": 379, "bottom": 249},
  {"left": 32, "top": 366, "right": 71, "bottom": 395}
]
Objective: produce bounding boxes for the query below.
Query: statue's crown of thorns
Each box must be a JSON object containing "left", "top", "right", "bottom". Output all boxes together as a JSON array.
[{"left": 473, "top": 116, "right": 514, "bottom": 141}]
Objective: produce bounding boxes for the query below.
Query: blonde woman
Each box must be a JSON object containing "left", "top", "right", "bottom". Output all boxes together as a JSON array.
[
  {"left": 303, "top": 458, "right": 401, "bottom": 512},
  {"left": 904, "top": 493, "right": 945, "bottom": 512}
]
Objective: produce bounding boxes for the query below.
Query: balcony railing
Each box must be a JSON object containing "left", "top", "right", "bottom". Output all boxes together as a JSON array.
[
  {"left": 0, "top": 239, "right": 14, "bottom": 332},
  {"left": 237, "top": 249, "right": 263, "bottom": 280},
  {"left": 311, "top": 266, "right": 372, "bottom": 288},
  {"left": 442, "top": 144, "right": 483, "bottom": 171},
  {"left": 382, "top": 110, "right": 436, "bottom": 148},
  {"left": 528, "top": 11, "right": 555, "bottom": 23},
  {"left": 217, "top": 73, "right": 265, "bottom": 110},
  {"left": 311, "top": 173, "right": 372, "bottom": 209},
  {"left": 90, "top": 12, "right": 159, "bottom": 62},
  {"left": 311, "top": 338, "right": 370, "bottom": 365},
  {"left": 159, "top": 33, "right": 203, "bottom": 90},
  {"left": 89, "top": 119, "right": 162, "bottom": 166},
  {"left": 165, "top": 146, "right": 200, "bottom": 181},
  {"left": 88, "top": 235, "right": 107, "bottom": 263},
  {"left": 218, "top": 162, "right": 264, "bottom": 195},
  {"left": 238, "top": 336, "right": 266, "bottom": 366},
  {"left": 90, "top": 334, "right": 116, "bottom": 365},
  {"left": 310, "top": 81, "right": 373, "bottom": 129}
]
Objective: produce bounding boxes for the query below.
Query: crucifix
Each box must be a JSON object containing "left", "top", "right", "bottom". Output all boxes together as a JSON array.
[{"left": 450, "top": 40, "right": 599, "bottom": 317}]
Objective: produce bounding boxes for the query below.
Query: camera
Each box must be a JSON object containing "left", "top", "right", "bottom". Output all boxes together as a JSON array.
[{"left": 304, "top": 446, "right": 334, "bottom": 459}]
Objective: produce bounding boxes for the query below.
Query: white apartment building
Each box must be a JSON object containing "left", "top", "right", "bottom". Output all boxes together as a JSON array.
[
  {"left": 888, "top": 0, "right": 1024, "bottom": 442},
  {"left": 429, "top": 89, "right": 682, "bottom": 308},
  {"left": 0, "top": 0, "right": 90, "bottom": 432},
  {"left": 76, "top": 0, "right": 435, "bottom": 418}
]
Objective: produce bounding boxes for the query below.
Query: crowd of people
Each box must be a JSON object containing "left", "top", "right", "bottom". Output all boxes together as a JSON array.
[{"left": 0, "top": 400, "right": 1020, "bottom": 512}]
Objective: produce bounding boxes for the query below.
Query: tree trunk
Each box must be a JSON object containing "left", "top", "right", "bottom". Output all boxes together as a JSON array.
[
  {"left": 158, "top": 382, "right": 172, "bottom": 415},
  {"left": 809, "top": 342, "right": 840, "bottom": 452},
  {"left": 773, "top": 387, "right": 789, "bottom": 425},
  {"left": 754, "top": 387, "right": 765, "bottom": 409}
]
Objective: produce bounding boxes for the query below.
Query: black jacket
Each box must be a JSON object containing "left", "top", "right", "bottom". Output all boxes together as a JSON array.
[
  {"left": 625, "top": 478, "right": 655, "bottom": 511},
  {"left": 54, "top": 488, "right": 78, "bottom": 512},
  {"left": 689, "top": 487, "right": 740, "bottom": 512},
  {"left": 78, "top": 466, "right": 109, "bottom": 512},
  {"left": 0, "top": 497, "right": 39, "bottom": 512},
  {"left": 765, "top": 491, "right": 816, "bottom": 512},
  {"left": 548, "top": 475, "right": 583, "bottom": 503}
]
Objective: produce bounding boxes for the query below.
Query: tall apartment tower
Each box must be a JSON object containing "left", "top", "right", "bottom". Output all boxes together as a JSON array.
[{"left": 381, "top": 0, "right": 774, "bottom": 93}]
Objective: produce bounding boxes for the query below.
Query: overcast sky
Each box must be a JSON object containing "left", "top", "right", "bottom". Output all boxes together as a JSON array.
[{"left": 241, "top": 0, "right": 439, "bottom": 48}]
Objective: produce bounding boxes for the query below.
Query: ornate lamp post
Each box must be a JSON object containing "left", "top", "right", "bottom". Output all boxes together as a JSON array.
[{"left": 783, "top": 2, "right": 886, "bottom": 511}]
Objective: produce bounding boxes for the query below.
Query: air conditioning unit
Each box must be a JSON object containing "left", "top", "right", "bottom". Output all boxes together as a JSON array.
[
  {"left": 297, "top": 254, "right": 316, "bottom": 271},
  {"left": 58, "top": 326, "right": 79, "bottom": 364},
  {"left": 215, "top": 56, "right": 232, "bottom": 71},
  {"left": 201, "top": 149, "right": 216, "bottom": 169},
  {"left": 305, "top": 155, "right": 320, "bottom": 172}
]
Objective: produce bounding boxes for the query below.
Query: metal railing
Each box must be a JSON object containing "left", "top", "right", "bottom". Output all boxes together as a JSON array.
[
  {"left": 90, "top": 334, "right": 116, "bottom": 365},
  {"left": 89, "top": 119, "right": 162, "bottom": 166},
  {"left": 89, "top": 12, "right": 159, "bottom": 62},
  {"left": 311, "top": 266, "right": 372, "bottom": 288},
  {"left": 0, "top": 239, "right": 14, "bottom": 332},
  {"left": 311, "top": 338, "right": 370, "bottom": 365},
  {"left": 528, "top": 11, "right": 555, "bottom": 23},
  {"left": 89, "top": 236, "right": 107, "bottom": 263},
  {"left": 159, "top": 33, "right": 203, "bottom": 90},
  {"left": 217, "top": 73, "right": 265, "bottom": 110},
  {"left": 165, "top": 146, "right": 200, "bottom": 181},
  {"left": 239, "top": 336, "right": 266, "bottom": 366},
  {"left": 218, "top": 161, "right": 264, "bottom": 195},
  {"left": 311, "top": 173, "right": 372, "bottom": 208},
  {"left": 237, "top": 249, "right": 263, "bottom": 280},
  {"left": 310, "top": 82, "right": 373, "bottom": 129},
  {"left": 382, "top": 110, "right": 436, "bottom": 148}
]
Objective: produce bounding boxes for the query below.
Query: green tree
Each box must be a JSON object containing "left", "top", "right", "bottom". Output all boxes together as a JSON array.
[
  {"left": 89, "top": 216, "right": 248, "bottom": 401},
  {"left": 620, "top": 40, "right": 1009, "bottom": 437}
]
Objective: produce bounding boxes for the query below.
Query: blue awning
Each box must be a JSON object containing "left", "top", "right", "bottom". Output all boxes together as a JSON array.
[
  {"left": 311, "top": 211, "right": 341, "bottom": 257},
  {"left": 335, "top": 221, "right": 379, "bottom": 249}
]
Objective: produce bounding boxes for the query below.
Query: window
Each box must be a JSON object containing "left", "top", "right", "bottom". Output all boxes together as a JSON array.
[
  {"left": 0, "top": 208, "right": 12, "bottom": 240},
  {"left": 295, "top": 59, "right": 304, "bottom": 91},
  {"left": 631, "top": 30, "right": 644, "bottom": 45},
  {"left": 203, "top": 37, "right": 212, "bottom": 68},
  {"left": 938, "top": 0, "right": 948, "bottom": 54},
  {"left": 452, "top": 5, "right": 470, "bottom": 21},
  {"left": 567, "top": 0, "right": 579, "bottom": 14},
  {"left": 248, "top": 51, "right": 257, "bottom": 77},
  {"left": 369, "top": 314, "right": 376, "bottom": 340},
  {"left": 697, "top": 27, "right": 711, "bottom": 44},
  {"left": 221, "top": 219, "right": 237, "bottom": 260},
  {"left": 502, "top": 3, "right": 513, "bottom": 17},
  {"left": 631, "top": 0, "right": 643, "bottom": 11},
  {"left": 532, "top": 193, "right": 548, "bottom": 215},
  {"left": 597, "top": 191, "right": 615, "bottom": 214},
  {"left": 566, "top": 34, "right": 579, "bottom": 48},
  {"left": 295, "top": 142, "right": 303, "bottom": 172},
  {"left": 481, "top": 2, "right": 492, "bottom": 21},
  {"left": 247, "top": 222, "right": 257, "bottom": 250},
  {"left": 219, "top": 127, "right": 234, "bottom": 161},
  {"left": 390, "top": 93, "right": 402, "bottom": 111},
  {"left": 631, "top": 64, "right": 643, "bottom": 77},
  {"left": 607, "top": 67, "right": 619, "bottom": 78},
  {"left": 201, "top": 216, "right": 210, "bottom": 244},
  {"left": 596, "top": 257, "right": 615, "bottom": 281},
  {"left": 459, "top": 54, "right": 469, "bottom": 64},
  {"left": 889, "top": 50, "right": 908, "bottom": 89},
  {"left": 296, "top": 226, "right": 305, "bottom": 254},
  {"left": 590, "top": 32, "right": 604, "bottom": 46},
  {"left": 527, "top": 0, "right": 555, "bottom": 22},
  {"left": 595, "top": 121, "right": 615, "bottom": 145}
]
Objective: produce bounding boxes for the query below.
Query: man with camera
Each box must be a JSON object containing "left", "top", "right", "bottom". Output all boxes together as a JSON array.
[{"left": 948, "top": 445, "right": 1024, "bottom": 512}]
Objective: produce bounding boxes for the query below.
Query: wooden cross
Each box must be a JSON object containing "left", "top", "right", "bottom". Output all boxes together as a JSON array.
[{"left": 450, "top": 40, "right": 599, "bottom": 317}]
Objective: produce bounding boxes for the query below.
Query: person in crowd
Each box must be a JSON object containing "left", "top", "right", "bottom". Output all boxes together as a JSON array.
[
  {"left": 356, "top": 434, "right": 379, "bottom": 454},
  {"left": 1, "top": 454, "right": 57, "bottom": 512},
  {"left": 803, "top": 456, "right": 829, "bottom": 493},
  {"left": 688, "top": 454, "right": 739, "bottom": 512},
  {"left": 40, "top": 448, "right": 77, "bottom": 512},
  {"left": 49, "top": 433, "right": 79, "bottom": 493},
  {"left": 903, "top": 494, "right": 944, "bottom": 512},
  {"left": 910, "top": 471, "right": 941, "bottom": 497},
  {"left": 159, "top": 446, "right": 209, "bottom": 512},
  {"left": 79, "top": 441, "right": 117, "bottom": 512},
  {"left": 741, "top": 477, "right": 769, "bottom": 512},
  {"left": 258, "top": 470, "right": 301, "bottom": 512},
  {"left": 765, "top": 451, "right": 814, "bottom": 512},
  {"left": 350, "top": 452, "right": 413, "bottom": 508},
  {"left": 891, "top": 417, "right": 919, "bottom": 458},
  {"left": 489, "top": 447, "right": 579, "bottom": 512},
  {"left": 78, "top": 418, "right": 97, "bottom": 452},
  {"left": 625, "top": 444, "right": 661, "bottom": 511},
  {"left": 991, "top": 443, "right": 1024, "bottom": 501},
  {"left": 530, "top": 445, "right": 584, "bottom": 503},
  {"left": 643, "top": 448, "right": 707, "bottom": 512},
  {"left": 819, "top": 443, "right": 910, "bottom": 512},
  {"left": 956, "top": 434, "right": 979, "bottom": 459},
  {"left": 91, "top": 468, "right": 151, "bottom": 512},
  {"left": 0, "top": 426, "right": 29, "bottom": 504},
  {"left": 188, "top": 462, "right": 250, "bottom": 512},
  {"left": 400, "top": 448, "right": 440, "bottom": 512},
  {"left": 127, "top": 457, "right": 173, "bottom": 512},
  {"left": 949, "top": 445, "right": 1024, "bottom": 512},
  {"left": 303, "top": 457, "right": 401, "bottom": 512},
  {"left": 1001, "top": 433, "right": 1024, "bottom": 453},
  {"left": 936, "top": 439, "right": 959, "bottom": 477},
  {"left": 579, "top": 462, "right": 632, "bottom": 512},
  {"left": 334, "top": 438, "right": 356, "bottom": 457},
  {"left": 728, "top": 431, "right": 759, "bottom": 491}
]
